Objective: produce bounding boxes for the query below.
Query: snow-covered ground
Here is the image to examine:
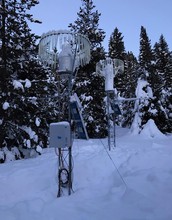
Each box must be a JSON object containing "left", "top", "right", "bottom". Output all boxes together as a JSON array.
[{"left": 0, "top": 125, "right": 172, "bottom": 220}]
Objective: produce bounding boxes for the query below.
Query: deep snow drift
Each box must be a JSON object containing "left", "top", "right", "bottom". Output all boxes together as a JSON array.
[{"left": 0, "top": 124, "right": 172, "bottom": 220}]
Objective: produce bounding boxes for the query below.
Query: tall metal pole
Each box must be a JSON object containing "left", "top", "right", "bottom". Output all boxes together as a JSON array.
[
  {"left": 57, "top": 148, "right": 62, "bottom": 197},
  {"left": 107, "top": 91, "right": 116, "bottom": 150},
  {"left": 39, "top": 31, "right": 91, "bottom": 197},
  {"left": 96, "top": 58, "right": 124, "bottom": 150},
  {"left": 68, "top": 146, "right": 72, "bottom": 195},
  {"left": 113, "top": 95, "right": 116, "bottom": 148},
  {"left": 69, "top": 73, "right": 73, "bottom": 195},
  {"left": 107, "top": 91, "right": 111, "bottom": 151}
]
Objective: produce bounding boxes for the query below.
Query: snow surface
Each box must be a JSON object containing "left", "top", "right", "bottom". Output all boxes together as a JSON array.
[{"left": 0, "top": 125, "right": 172, "bottom": 220}]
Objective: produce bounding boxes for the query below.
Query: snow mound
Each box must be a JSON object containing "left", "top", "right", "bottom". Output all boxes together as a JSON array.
[{"left": 140, "top": 119, "right": 165, "bottom": 138}]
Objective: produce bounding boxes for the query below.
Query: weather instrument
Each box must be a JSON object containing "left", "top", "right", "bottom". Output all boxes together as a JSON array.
[
  {"left": 96, "top": 58, "right": 124, "bottom": 150},
  {"left": 39, "top": 30, "right": 91, "bottom": 197},
  {"left": 38, "top": 30, "right": 90, "bottom": 73}
]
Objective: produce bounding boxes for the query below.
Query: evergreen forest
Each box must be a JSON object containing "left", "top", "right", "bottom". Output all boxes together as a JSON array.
[{"left": 0, "top": 0, "right": 171, "bottom": 163}]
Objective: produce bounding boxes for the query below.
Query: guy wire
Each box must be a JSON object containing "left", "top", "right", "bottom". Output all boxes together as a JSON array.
[{"left": 99, "top": 139, "right": 127, "bottom": 189}]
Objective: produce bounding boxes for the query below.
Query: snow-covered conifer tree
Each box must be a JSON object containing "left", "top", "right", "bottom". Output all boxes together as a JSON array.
[
  {"left": 139, "top": 26, "right": 153, "bottom": 72},
  {"left": 108, "top": 27, "right": 126, "bottom": 61},
  {"left": 131, "top": 73, "right": 154, "bottom": 134},
  {"left": 121, "top": 52, "right": 138, "bottom": 127},
  {"left": 69, "top": 0, "right": 107, "bottom": 138},
  {"left": 0, "top": 0, "right": 57, "bottom": 162},
  {"left": 153, "top": 35, "right": 172, "bottom": 132},
  {"left": 108, "top": 27, "right": 126, "bottom": 96}
]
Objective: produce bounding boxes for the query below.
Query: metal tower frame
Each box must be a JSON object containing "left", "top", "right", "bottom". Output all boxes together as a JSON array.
[
  {"left": 107, "top": 90, "right": 116, "bottom": 150},
  {"left": 39, "top": 30, "right": 91, "bottom": 197},
  {"left": 96, "top": 58, "right": 124, "bottom": 150}
]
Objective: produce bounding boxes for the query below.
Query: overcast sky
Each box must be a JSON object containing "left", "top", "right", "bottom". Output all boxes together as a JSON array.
[{"left": 30, "top": 0, "right": 172, "bottom": 57}]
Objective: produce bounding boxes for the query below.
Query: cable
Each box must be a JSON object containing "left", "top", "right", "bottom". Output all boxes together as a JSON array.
[
  {"left": 99, "top": 139, "right": 128, "bottom": 189},
  {"left": 58, "top": 168, "right": 69, "bottom": 187},
  {"left": 55, "top": 147, "right": 74, "bottom": 193}
]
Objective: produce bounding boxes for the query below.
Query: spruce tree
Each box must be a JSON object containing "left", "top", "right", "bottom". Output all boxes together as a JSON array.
[
  {"left": 108, "top": 27, "right": 125, "bottom": 60},
  {"left": 154, "top": 35, "right": 169, "bottom": 73},
  {"left": 130, "top": 73, "right": 156, "bottom": 134},
  {"left": 136, "top": 26, "right": 162, "bottom": 133},
  {"left": 139, "top": 26, "right": 153, "bottom": 72},
  {"left": 121, "top": 52, "right": 138, "bottom": 127},
  {"left": 69, "top": 0, "right": 107, "bottom": 138},
  {"left": 108, "top": 27, "right": 126, "bottom": 96},
  {"left": 153, "top": 35, "right": 172, "bottom": 132},
  {"left": 0, "top": 0, "right": 57, "bottom": 162},
  {"left": 108, "top": 27, "right": 138, "bottom": 128},
  {"left": 139, "top": 26, "right": 155, "bottom": 90}
]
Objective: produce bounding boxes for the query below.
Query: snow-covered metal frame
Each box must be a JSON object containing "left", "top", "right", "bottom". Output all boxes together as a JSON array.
[
  {"left": 38, "top": 30, "right": 91, "bottom": 72},
  {"left": 39, "top": 30, "right": 91, "bottom": 198},
  {"left": 96, "top": 58, "right": 124, "bottom": 76},
  {"left": 96, "top": 58, "right": 124, "bottom": 91},
  {"left": 96, "top": 57, "right": 124, "bottom": 150}
]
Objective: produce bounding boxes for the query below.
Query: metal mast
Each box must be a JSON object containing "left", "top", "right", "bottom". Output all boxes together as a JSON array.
[
  {"left": 39, "top": 30, "right": 91, "bottom": 197},
  {"left": 96, "top": 58, "right": 124, "bottom": 150}
]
